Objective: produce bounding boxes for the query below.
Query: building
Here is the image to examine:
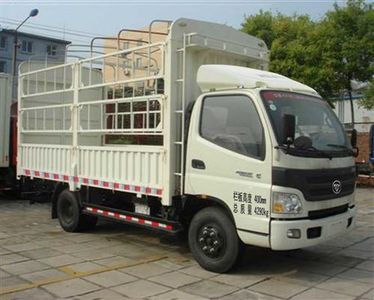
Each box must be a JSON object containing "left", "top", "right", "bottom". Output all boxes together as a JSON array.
[
  {"left": 0, "top": 29, "right": 71, "bottom": 75},
  {"left": 333, "top": 94, "right": 374, "bottom": 133},
  {"left": 333, "top": 95, "right": 374, "bottom": 174},
  {"left": 103, "top": 22, "right": 169, "bottom": 85}
]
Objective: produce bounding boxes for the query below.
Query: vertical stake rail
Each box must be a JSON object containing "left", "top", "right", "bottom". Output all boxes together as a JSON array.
[
  {"left": 44, "top": 61, "right": 47, "bottom": 92},
  {"left": 71, "top": 62, "right": 80, "bottom": 190},
  {"left": 173, "top": 34, "right": 187, "bottom": 195},
  {"left": 63, "top": 65, "right": 66, "bottom": 89},
  {"left": 17, "top": 73, "right": 23, "bottom": 178},
  {"left": 115, "top": 102, "right": 118, "bottom": 130},
  {"left": 115, "top": 51, "right": 119, "bottom": 83},
  {"left": 54, "top": 69, "right": 57, "bottom": 91},
  {"left": 146, "top": 97, "right": 150, "bottom": 130},
  {"left": 180, "top": 34, "right": 187, "bottom": 195},
  {"left": 53, "top": 109, "right": 56, "bottom": 131},
  {"left": 100, "top": 104, "right": 104, "bottom": 131},
  {"left": 27, "top": 62, "right": 30, "bottom": 94},
  {"left": 35, "top": 72, "right": 38, "bottom": 94},
  {"left": 87, "top": 104, "right": 91, "bottom": 130}
]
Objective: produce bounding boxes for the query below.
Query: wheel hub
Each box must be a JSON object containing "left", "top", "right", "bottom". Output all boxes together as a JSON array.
[
  {"left": 198, "top": 226, "right": 224, "bottom": 258},
  {"left": 61, "top": 200, "right": 74, "bottom": 223}
]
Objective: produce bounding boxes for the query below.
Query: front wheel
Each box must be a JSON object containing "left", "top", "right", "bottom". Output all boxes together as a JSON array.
[
  {"left": 188, "top": 207, "right": 239, "bottom": 273},
  {"left": 57, "top": 189, "right": 97, "bottom": 232}
]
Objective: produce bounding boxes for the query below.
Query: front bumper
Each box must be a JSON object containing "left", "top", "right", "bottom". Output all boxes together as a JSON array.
[{"left": 270, "top": 206, "right": 356, "bottom": 250}]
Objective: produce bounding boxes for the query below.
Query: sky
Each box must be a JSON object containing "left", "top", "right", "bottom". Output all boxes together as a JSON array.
[{"left": 0, "top": 0, "right": 354, "bottom": 45}]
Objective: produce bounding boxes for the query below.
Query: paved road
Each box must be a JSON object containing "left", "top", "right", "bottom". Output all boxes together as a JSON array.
[{"left": 0, "top": 188, "right": 373, "bottom": 300}]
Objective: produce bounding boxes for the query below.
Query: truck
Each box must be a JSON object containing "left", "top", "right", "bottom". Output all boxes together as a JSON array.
[
  {"left": 0, "top": 73, "right": 50, "bottom": 197},
  {"left": 17, "top": 18, "right": 357, "bottom": 273},
  {"left": 0, "top": 73, "right": 14, "bottom": 191}
]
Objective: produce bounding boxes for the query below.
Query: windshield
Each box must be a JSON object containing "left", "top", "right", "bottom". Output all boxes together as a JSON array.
[{"left": 261, "top": 90, "right": 351, "bottom": 156}]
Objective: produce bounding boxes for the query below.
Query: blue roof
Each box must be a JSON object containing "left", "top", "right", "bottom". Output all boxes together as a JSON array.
[{"left": 0, "top": 29, "right": 71, "bottom": 45}]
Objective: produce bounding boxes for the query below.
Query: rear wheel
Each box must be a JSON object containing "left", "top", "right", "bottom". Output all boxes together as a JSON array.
[
  {"left": 57, "top": 189, "right": 97, "bottom": 232},
  {"left": 188, "top": 207, "right": 239, "bottom": 273}
]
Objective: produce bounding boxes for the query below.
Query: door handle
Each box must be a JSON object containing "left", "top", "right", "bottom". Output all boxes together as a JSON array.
[{"left": 192, "top": 159, "right": 206, "bottom": 170}]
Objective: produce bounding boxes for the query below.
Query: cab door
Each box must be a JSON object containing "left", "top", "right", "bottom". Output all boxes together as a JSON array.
[{"left": 185, "top": 92, "right": 272, "bottom": 236}]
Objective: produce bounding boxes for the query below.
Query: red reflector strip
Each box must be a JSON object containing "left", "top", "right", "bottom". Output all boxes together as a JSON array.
[
  {"left": 22, "top": 169, "right": 162, "bottom": 197},
  {"left": 84, "top": 206, "right": 173, "bottom": 231}
]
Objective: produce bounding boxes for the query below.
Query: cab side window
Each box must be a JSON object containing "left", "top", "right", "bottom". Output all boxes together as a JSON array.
[{"left": 200, "top": 95, "right": 265, "bottom": 160}]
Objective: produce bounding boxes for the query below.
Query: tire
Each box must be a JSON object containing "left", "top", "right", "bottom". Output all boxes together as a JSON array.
[
  {"left": 188, "top": 207, "right": 239, "bottom": 273},
  {"left": 57, "top": 189, "right": 97, "bottom": 232}
]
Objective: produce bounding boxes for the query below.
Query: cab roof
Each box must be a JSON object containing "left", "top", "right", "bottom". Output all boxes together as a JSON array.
[{"left": 197, "top": 65, "right": 319, "bottom": 96}]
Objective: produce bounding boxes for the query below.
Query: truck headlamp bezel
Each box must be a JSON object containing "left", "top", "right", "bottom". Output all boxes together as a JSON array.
[{"left": 272, "top": 192, "right": 303, "bottom": 215}]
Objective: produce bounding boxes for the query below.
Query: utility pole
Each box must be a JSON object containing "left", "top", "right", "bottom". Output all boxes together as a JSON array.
[{"left": 11, "top": 8, "right": 39, "bottom": 100}]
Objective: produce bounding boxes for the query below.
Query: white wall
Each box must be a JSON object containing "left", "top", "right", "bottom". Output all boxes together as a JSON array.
[{"left": 333, "top": 99, "right": 374, "bottom": 133}]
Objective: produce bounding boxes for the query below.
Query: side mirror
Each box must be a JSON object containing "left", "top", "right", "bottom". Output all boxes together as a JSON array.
[
  {"left": 351, "top": 128, "right": 357, "bottom": 148},
  {"left": 283, "top": 114, "right": 296, "bottom": 144}
]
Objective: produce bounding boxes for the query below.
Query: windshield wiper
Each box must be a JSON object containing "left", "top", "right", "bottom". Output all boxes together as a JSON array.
[
  {"left": 275, "top": 144, "right": 333, "bottom": 159},
  {"left": 306, "top": 146, "right": 333, "bottom": 160},
  {"left": 327, "top": 144, "right": 351, "bottom": 150},
  {"left": 327, "top": 144, "right": 355, "bottom": 155}
]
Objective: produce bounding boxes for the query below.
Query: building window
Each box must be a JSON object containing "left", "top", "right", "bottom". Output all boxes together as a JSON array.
[
  {"left": 21, "top": 40, "right": 33, "bottom": 53},
  {"left": 0, "top": 61, "right": 6, "bottom": 73},
  {"left": 123, "top": 41, "right": 130, "bottom": 49},
  {"left": 0, "top": 36, "right": 7, "bottom": 50},
  {"left": 47, "top": 45, "right": 57, "bottom": 56},
  {"left": 124, "top": 60, "right": 131, "bottom": 68},
  {"left": 135, "top": 58, "right": 142, "bottom": 68},
  {"left": 136, "top": 40, "right": 143, "bottom": 47}
]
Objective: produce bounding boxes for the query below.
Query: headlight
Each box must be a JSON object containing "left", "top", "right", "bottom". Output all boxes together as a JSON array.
[{"left": 272, "top": 192, "right": 303, "bottom": 214}]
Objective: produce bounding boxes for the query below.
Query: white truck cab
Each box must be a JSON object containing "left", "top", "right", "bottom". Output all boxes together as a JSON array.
[
  {"left": 186, "top": 65, "right": 356, "bottom": 262},
  {"left": 17, "top": 19, "right": 356, "bottom": 273}
]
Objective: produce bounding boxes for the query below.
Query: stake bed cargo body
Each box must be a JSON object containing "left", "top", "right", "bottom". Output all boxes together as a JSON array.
[
  {"left": 18, "top": 18, "right": 356, "bottom": 272},
  {"left": 18, "top": 19, "right": 268, "bottom": 205}
]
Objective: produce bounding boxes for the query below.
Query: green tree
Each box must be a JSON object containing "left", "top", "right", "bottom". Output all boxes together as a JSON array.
[
  {"left": 241, "top": 0, "right": 374, "bottom": 117},
  {"left": 360, "top": 79, "right": 374, "bottom": 109},
  {"left": 241, "top": 12, "right": 335, "bottom": 98},
  {"left": 319, "top": 0, "right": 374, "bottom": 120},
  {"left": 241, "top": 10, "right": 275, "bottom": 49},
  {"left": 269, "top": 15, "right": 336, "bottom": 98}
]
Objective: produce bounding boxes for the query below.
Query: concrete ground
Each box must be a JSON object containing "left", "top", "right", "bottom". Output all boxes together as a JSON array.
[{"left": 0, "top": 188, "right": 373, "bottom": 300}]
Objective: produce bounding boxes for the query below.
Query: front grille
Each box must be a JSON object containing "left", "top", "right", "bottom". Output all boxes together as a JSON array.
[
  {"left": 306, "top": 172, "right": 355, "bottom": 201},
  {"left": 307, "top": 172, "right": 353, "bottom": 184},
  {"left": 308, "top": 204, "right": 348, "bottom": 220},
  {"left": 273, "top": 166, "right": 356, "bottom": 201}
]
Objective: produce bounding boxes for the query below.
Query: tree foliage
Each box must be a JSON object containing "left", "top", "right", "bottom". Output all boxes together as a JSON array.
[
  {"left": 360, "top": 79, "right": 374, "bottom": 109},
  {"left": 242, "top": 10, "right": 275, "bottom": 49},
  {"left": 320, "top": 0, "right": 374, "bottom": 92},
  {"left": 241, "top": 0, "right": 374, "bottom": 108}
]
